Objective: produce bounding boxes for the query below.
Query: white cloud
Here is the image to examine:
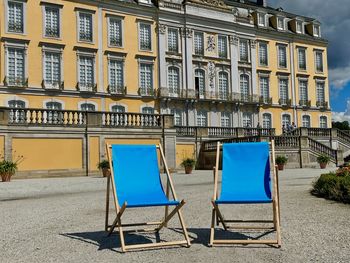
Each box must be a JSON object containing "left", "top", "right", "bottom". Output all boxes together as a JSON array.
[
  {"left": 329, "top": 66, "right": 350, "bottom": 89},
  {"left": 332, "top": 100, "right": 350, "bottom": 122}
]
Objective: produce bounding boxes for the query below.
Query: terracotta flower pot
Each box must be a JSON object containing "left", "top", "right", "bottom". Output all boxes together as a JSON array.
[
  {"left": 1, "top": 172, "right": 14, "bottom": 182},
  {"left": 102, "top": 168, "right": 111, "bottom": 177},
  {"left": 319, "top": 163, "right": 327, "bottom": 169},
  {"left": 185, "top": 166, "right": 193, "bottom": 174},
  {"left": 277, "top": 164, "right": 284, "bottom": 171}
]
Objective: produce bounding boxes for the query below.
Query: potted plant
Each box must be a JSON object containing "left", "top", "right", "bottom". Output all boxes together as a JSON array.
[
  {"left": 181, "top": 158, "right": 196, "bottom": 174},
  {"left": 97, "top": 160, "right": 111, "bottom": 177},
  {"left": 275, "top": 156, "right": 288, "bottom": 171},
  {"left": 317, "top": 155, "right": 331, "bottom": 169},
  {"left": 0, "top": 160, "right": 18, "bottom": 182}
]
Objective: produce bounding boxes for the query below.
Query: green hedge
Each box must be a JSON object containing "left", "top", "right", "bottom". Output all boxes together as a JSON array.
[{"left": 311, "top": 173, "right": 350, "bottom": 203}]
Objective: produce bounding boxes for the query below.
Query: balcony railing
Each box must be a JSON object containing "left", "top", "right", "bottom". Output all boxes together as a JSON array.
[
  {"left": 279, "top": 98, "right": 292, "bottom": 107},
  {"left": 77, "top": 82, "right": 97, "bottom": 92},
  {"left": 316, "top": 101, "right": 328, "bottom": 109},
  {"left": 158, "top": 87, "right": 184, "bottom": 98},
  {"left": 41, "top": 80, "right": 64, "bottom": 90},
  {"left": 4, "top": 76, "right": 28, "bottom": 87},
  {"left": 108, "top": 85, "right": 126, "bottom": 95},
  {"left": 299, "top": 100, "right": 311, "bottom": 108},
  {"left": 138, "top": 87, "right": 155, "bottom": 97},
  {"left": 232, "top": 93, "right": 260, "bottom": 104},
  {"left": 259, "top": 96, "right": 273, "bottom": 105}
]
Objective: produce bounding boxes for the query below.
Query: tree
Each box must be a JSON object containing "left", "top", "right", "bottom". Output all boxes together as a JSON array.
[{"left": 332, "top": 121, "right": 350, "bottom": 130}]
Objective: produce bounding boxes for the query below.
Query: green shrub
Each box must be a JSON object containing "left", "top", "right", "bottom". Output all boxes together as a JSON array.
[
  {"left": 97, "top": 160, "right": 110, "bottom": 170},
  {"left": 316, "top": 154, "right": 331, "bottom": 164},
  {"left": 311, "top": 172, "right": 350, "bottom": 203},
  {"left": 181, "top": 158, "right": 196, "bottom": 168},
  {"left": 275, "top": 156, "right": 288, "bottom": 165}
]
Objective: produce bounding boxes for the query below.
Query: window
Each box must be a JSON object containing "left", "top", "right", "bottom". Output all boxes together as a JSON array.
[
  {"left": 46, "top": 101, "right": 63, "bottom": 124},
  {"left": 171, "top": 109, "right": 183, "bottom": 126},
  {"left": 112, "top": 105, "right": 125, "bottom": 113},
  {"left": 314, "top": 25, "right": 321, "bottom": 37},
  {"left": 8, "top": 99, "right": 25, "bottom": 123},
  {"left": 139, "top": 63, "right": 153, "bottom": 95},
  {"left": 259, "top": 42, "right": 268, "bottom": 66},
  {"left": 278, "top": 45, "right": 287, "bottom": 68},
  {"left": 240, "top": 74, "right": 250, "bottom": 101},
  {"left": 195, "top": 69, "right": 205, "bottom": 98},
  {"left": 218, "top": 71, "right": 229, "bottom": 100},
  {"left": 108, "top": 17, "right": 122, "bottom": 47},
  {"left": 260, "top": 76, "right": 269, "bottom": 103},
  {"left": 242, "top": 112, "right": 252, "bottom": 128},
  {"left": 139, "top": 23, "right": 152, "bottom": 51},
  {"left": 316, "top": 82, "right": 325, "bottom": 103},
  {"left": 108, "top": 59, "right": 124, "bottom": 94},
  {"left": 258, "top": 13, "right": 266, "bottom": 27},
  {"left": 277, "top": 17, "right": 285, "bottom": 30},
  {"left": 218, "top": 35, "right": 227, "bottom": 58},
  {"left": 80, "top": 103, "right": 95, "bottom": 111},
  {"left": 299, "top": 80, "right": 308, "bottom": 105},
  {"left": 296, "top": 21, "right": 303, "bottom": 33},
  {"left": 221, "top": 112, "right": 231, "bottom": 127},
  {"left": 298, "top": 48, "right": 306, "bottom": 70},
  {"left": 168, "top": 66, "right": 180, "bottom": 97},
  {"left": 279, "top": 78, "right": 289, "bottom": 104},
  {"left": 302, "top": 115, "right": 311, "bottom": 128},
  {"left": 111, "top": 105, "right": 126, "bottom": 126},
  {"left": 78, "top": 55, "right": 95, "bottom": 91},
  {"left": 78, "top": 12, "right": 93, "bottom": 42},
  {"left": 7, "top": 1, "right": 24, "bottom": 33},
  {"left": 168, "top": 28, "right": 179, "bottom": 53},
  {"left": 320, "top": 116, "right": 327, "bottom": 128},
  {"left": 194, "top": 32, "right": 204, "bottom": 55},
  {"left": 196, "top": 110, "right": 207, "bottom": 127},
  {"left": 262, "top": 113, "right": 272, "bottom": 129},
  {"left": 239, "top": 39, "right": 249, "bottom": 62},
  {"left": 282, "top": 114, "right": 291, "bottom": 127},
  {"left": 43, "top": 51, "right": 61, "bottom": 89},
  {"left": 6, "top": 47, "right": 25, "bottom": 86},
  {"left": 142, "top": 107, "right": 154, "bottom": 114},
  {"left": 44, "top": 6, "right": 60, "bottom": 38},
  {"left": 315, "top": 51, "right": 323, "bottom": 72}
]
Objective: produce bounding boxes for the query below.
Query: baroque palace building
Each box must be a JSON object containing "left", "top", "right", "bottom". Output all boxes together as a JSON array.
[{"left": 0, "top": 0, "right": 331, "bottom": 134}]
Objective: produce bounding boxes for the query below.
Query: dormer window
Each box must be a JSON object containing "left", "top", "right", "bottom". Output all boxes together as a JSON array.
[
  {"left": 277, "top": 17, "right": 285, "bottom": 30},
  {"left": 296, "top": 21, "right": 303, "bottom": 34},
  {"left": 314, "top": 25, "right": 321, "bottom": 37},
  {"left": 258, "top": 13, "right": 266, "bottom": 27}
]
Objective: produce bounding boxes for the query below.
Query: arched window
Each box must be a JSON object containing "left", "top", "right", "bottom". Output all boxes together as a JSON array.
[
  {"left": 46, "top": 101, "right": 63, "bottom": 124},
  {"left": 80, "top": 103, "right": 96, "bottom": 111},
  {"left": 171, "top": 109, "right": 183, "bottom": 126},
  {"left": 302, "top": 115, "right": 311, "bottom": 128},
  {"left": 240, "top": 74, "right": 250, "bottom": 101},
  {"left": 196, "top": 110, "right": 207, "bottom": 127},
  {"left": 262, "top": 113, "right": 272, "bottom": 129},
  {"left": 221, "top": 112, "right": 231, "bottom": 127},
  {"left": 282, "top": 114, "right": 291, "bottom": 128},
  {"left": 242, "top": 112, "right": 252, "bottom": 127},
  {"left": 320, "top": 116, "right": 328, "bottom": 128},
  {"left": 111, "top": 105, "right": 125, "bottom": 113},
  {"left": 168, "top": 66, "right": 180, "bottom": 96},
  {"left": 111, "top": 105, "right": 126, "bottom": 126},
  {"left": 142, "top": 107, "right": 154, "bottom": 114},
  {"left": 195, "top": 69, "right": 205, "bottom": 98},
  {"left": 218, "top": 71, "right": 229, "bottom": 100},
  {"left": 8, "top": 100, "right": 25, "bottom": 123}
]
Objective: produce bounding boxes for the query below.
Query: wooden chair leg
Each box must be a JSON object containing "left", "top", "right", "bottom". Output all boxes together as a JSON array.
[
  {"left": 105, "top": 175, "right": 111, "bottom": 232},
  {"left": 156, "top": 200, "right": 185, "bottom": 232},
  {"left": 209, "top": 208, "right": 216, "bottom": 246},
  {"left": 212, "top": 202, "right": 227, "bottom": 230},
  {"left": 177, "top": 209, "right": 191, "bottom": 247},
  {"left": 274, "top": 199, "right": 282, "bottom": 247}
]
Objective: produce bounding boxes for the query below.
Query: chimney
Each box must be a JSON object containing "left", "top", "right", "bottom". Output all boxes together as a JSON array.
[{"left": 257, "top": 0, "right": 267, "bottom": 7}]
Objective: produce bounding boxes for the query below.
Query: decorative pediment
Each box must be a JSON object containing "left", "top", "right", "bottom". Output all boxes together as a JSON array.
[{"left": 186, "top": 0, "right": 230, "bottom": 10}]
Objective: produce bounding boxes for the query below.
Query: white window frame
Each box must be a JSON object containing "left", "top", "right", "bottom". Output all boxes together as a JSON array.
[
  {"left": 4, "top": 42, "right": 28, "bottom": 86},
  {"left": 194, "top": 31, "right": 204, "bottom": 56},
  {"left": 314, "top": 50, "right": 324, "bottom": 73},
  {"left": 195, "top": 68, "right": 206, "bottom": 99},
  {"left": 298, "top": 47, "right": 307, "bottom": 71},
  {"left": 239, "top": 39, "right": 250, "bottom": 62},
  {"left": 78, "top": 101, "right": 98, "bottom": 111},
  {"left": 171, "top": 108, "right": 183, "bottom": 126},
  {"left": 319, "top": 116, "right": 328, "bottom": 128},
  {"left": 296, "top": 20, "right": 304, "bottom": 34},
  {"left": 138, "top": 59, "right": 154, "bottom": 95},
  {"left": 259, "top": 75, "right": 270, "bottom": 102},
  {"left": 257, "top": 13, "right": 266, "bottom": 27},
  {"left": 278, "top": 76, "right": 289, "bottom": 103},
  {"left": 221, "top": 111, "right": 231, "bottom": 127},
  {"left": 218, "top": 70, "right": 229, "bottom": 100},
  {"left": 262, "top": 112, "right": 272, "bottom": 129},
  {"left": 107, "top": 15, "right": 124, "bottom": 48},
  {"left": 277, "top": 16, "right": 285, "bottom": 31},
  {"left": 107, "top": 55, "right": 125, "bottom": 94},
  {"left": 302, "top": 114, "right": 311, "bottom": 128},
  {"left": 281, "top": 113, "right": 292, "bottom": 127},
  {"left": 5, "top": 0, "right": 26, "bottom": 34},
  {"left": 141, "top": 106, "right": 155, "bottom": 114},
  {"left": 277, "top": 44, "right": 287, "bottom": 69},
  {"left": 76, "top": 9, "right": 94, "bottom": 43},
  {"left": 242, "top": 112, "right": 253, "bottom": 128},
  {"left": 76, "top": 51, "right": 96, "bottom": 92},
  {"left": 218, "top": 35, "right": 228, "bottom": 59},
  {"left": 167, "top": 27, "right": 180, "bottom": 53},
  {"left": 299, "top": 78, "right": 309, "bottom": 104},
  {"left": 316, "top": 80, "right": 326, "bottom": 103},
  {"left": 167, "top": 65, "right": 181, "bottom": 97},
  {"left": 313, "top": 24, "right": 321, "bottom": 37},
  {"left": 258, "top": 41, "right": 268, "bottom": 66},
  {"left": 138, "top": 21, "right": 152, "bottom": 51},
  {"left": 196, "top": 110, "right": 208, "bottom": 127},
  {"left": 42, "top": 45, "right": 63, "bottom": 89},
  {"left": 42, "top": 4, "right": 62, "bottom": 39}
]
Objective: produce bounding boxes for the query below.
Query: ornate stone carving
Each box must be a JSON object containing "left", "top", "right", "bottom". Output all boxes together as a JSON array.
[
  {"left": 182, "top": 28, "right": 193, "bottom": 38},
  {"left": 188, "top": 0, "right": 229, "bottom": 10},
  {"left": 229, "top": 35, "right": 239, "bottom": 46},
  {"left": 251, "top": 40, "right": 257, "bottom": 49},
  {"left": 208, "top": 61, "right": 216, "bottom": 90},
  {"left": 206, "top": 35, "right": 216, "bottom": 52},
  {"left": 157, "top": 23, "right": 167, "bottom": 34}
]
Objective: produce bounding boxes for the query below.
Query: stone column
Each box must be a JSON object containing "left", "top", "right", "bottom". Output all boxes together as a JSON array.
[
  {"left": 251, "top": 40, "right": 258, "bottom": 94},
  {"left": 184, "top": 28, "right": 194, "bottom": 93},
  {"left": 158, "top": 24, "right": 167, "bottom": 91},
  {"left": 229, "top": 35, "right": 239, "bottom": 93}
]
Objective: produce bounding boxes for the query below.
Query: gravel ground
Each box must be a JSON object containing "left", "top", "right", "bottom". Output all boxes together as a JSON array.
[{"left": 1, "top": 168, "right": 350, "bottom": 263}]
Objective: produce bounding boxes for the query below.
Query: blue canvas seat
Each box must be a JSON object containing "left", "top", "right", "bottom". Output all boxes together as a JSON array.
[
  {"left": 105, "top": 144, "right": 190, "bottom": 252},
  {"left": 209, "top": 141, "right": 281, "bottom": 247}
]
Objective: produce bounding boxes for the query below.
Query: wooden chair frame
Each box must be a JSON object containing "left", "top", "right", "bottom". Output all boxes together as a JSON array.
[
  {"left": 209, "top": 140, "right": 281, "bottom": 247},
  {"left": 105, "top": 144, "right": 191, "bottom": 252}
]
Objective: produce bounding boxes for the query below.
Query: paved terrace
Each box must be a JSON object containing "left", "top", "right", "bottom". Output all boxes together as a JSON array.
[{"left": 1, "top": 168, "right": 350, "bottom": 263}]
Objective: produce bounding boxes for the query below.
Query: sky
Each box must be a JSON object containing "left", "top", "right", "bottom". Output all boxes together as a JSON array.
[{"left": 268, "top": 0, "right": 350, "bottom": 122}]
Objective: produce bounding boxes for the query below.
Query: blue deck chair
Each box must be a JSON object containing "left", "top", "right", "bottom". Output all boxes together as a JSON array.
[
  {"left": 209, "top": 141, "right": 281, "bottom": 247},
  {"left": 105, "top": 144, "right": 191, "bottom": 252}
]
